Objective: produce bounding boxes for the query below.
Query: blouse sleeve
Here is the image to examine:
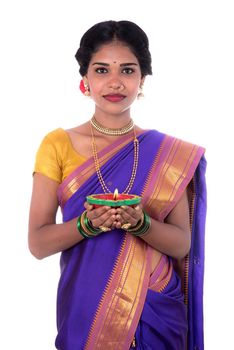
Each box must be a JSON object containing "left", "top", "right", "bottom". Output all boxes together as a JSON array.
[{"left": 33, "top": 133, "right": 62, "bottom": 183}]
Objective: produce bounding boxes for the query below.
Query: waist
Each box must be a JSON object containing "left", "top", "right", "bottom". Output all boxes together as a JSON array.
[
  {"left": 150, "top": 248, "right": 163, "bottom": 274},
  {"left": 149, "top": 253, "right": 173, "bottom": 292}
]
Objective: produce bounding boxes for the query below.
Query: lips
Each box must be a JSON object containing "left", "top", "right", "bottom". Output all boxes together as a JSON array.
[{"left": 103, "top": 94, "right": 126, "bottom": 102}]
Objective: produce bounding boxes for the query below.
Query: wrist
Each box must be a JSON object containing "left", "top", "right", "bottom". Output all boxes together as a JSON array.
[
  {"left": 125, "top": 212, "right": 151, "bottom": 237},
  {"left": 77, "top": 211, "right": 102, "bottom": 239}
]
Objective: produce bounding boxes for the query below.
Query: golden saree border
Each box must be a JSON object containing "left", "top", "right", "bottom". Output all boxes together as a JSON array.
[
  {"left": 142, "top": 135, "right": 205, "bottom": 222},
  {"left": 84, "top": 235, "right": 151, "bottom": 350},
  {"left": 141, "top": 136, "right": 204, "bottom": 305}
]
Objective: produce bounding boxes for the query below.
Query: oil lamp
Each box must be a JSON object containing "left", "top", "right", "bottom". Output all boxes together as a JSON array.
[{"left": 86, "top": 188, "right": 141, "bottom": 208}]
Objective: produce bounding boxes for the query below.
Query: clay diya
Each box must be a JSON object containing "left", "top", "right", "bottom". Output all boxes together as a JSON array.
[{"left": 86, "top": 188, "right": 141, "bottom": 208}]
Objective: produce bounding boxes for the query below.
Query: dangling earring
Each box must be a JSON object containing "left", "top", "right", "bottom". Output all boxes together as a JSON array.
[
  {"left": 79, "top": 80, "right": 90, "bottom": 96},
  {"left": 84, "top": 84, "right": 90, "bottom": 96},
  {"left": 137, "top": 85, "right": 144, "bottom": 99}
]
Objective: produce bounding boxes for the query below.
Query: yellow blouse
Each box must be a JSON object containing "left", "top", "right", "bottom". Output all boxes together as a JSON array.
[{"left": 34, "top": 128, "right": 87, "bottom": 183}]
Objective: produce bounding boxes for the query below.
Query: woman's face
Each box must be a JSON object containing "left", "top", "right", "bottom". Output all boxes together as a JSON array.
[{"left": 84, "top": 41, "right": 144, "bottom": 116}]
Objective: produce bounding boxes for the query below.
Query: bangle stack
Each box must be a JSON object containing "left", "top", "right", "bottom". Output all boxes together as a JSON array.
[
  {"left": 125, "top": 212, "right": 151, "bottom": 237},
  {"left": 77, "top": 211, "right": 102, "bottom": 239}
]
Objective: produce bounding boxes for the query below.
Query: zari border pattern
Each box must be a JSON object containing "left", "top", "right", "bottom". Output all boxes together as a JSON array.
[{"left": 84, "top": 235, "right": 151, "bottom": 350}]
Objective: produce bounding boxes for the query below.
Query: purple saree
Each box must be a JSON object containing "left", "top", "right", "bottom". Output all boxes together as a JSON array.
[{"left": 55, "top": 130, "right": 206, "bottom": 350}]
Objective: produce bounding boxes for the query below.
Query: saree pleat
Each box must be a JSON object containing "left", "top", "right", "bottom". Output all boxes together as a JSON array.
[
  {"left": 55, "top": 130, "right": 206, "bottom": 350},
  {"left": 135, "top": 270, "right": 187, "bottom": 350}
]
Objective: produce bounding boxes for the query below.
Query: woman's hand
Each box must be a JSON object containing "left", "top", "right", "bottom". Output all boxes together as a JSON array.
[
  {"left": 115, "top": 204, "right": 143, "bottom": 229},
  {"left": 84, "top": 202, "right": 118, "bottom": 230},
  {"left": 84, "top": 202, "right": 143, "bottom": 231}
]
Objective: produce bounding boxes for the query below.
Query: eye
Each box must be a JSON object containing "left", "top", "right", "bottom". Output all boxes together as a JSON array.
[
  {"left": 95, "top": 67, "right": 108, "bottom": 74},
  {"left": 122, "top": 67, "right": 135, "bottom": 74}
]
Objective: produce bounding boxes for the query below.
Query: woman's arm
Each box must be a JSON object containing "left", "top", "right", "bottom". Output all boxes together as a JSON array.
[
  {"left": 28, "top": 173, "right": 117, "bottom": 259},
  {"left": 141, "top": 190, "right": 191, "bottom": 259},
  {"left": 116, "top": 190, "right": 191, "bottom": 259},
  {"left": 28, "top": 173, "right": 83, "bottom": 259}
]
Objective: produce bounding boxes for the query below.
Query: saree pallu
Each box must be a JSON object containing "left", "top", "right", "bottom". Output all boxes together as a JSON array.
[{"left": 55, "top": 130, "right": 206, "bottom": 350}]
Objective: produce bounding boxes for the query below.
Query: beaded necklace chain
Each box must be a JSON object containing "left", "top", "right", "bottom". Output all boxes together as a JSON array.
[
  {"left": 90, "top": 115, "right": 134, "bottom": 136},
  {"left": 90, "top": 120, "right": 139, "bottom": 194}
]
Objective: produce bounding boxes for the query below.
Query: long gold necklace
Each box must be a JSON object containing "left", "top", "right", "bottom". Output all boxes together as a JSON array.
[
  {"left": 90, "top": 121, "right": 139, "bottom": 194},
  {"left": 90, "top": 115, "right": 134, "bottom": 136}
]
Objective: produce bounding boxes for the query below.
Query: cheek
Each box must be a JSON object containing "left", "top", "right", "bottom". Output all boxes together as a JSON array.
[
  {"left": 129, "top": 84, "right": 140, "bottom": 97},
  {"left": 89, "top": 85, "right": 100, "bottom": 98},
  {"left": 89, "top": 79, "right": 103, "bottom": 95},
  {"left": 129, "top": 78, "right": 141, "bottom": 91}
]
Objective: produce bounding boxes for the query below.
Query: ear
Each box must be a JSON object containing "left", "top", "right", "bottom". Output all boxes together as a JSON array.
[
  {"left": 82, "top": 75, "right": 89, "bottom": 85},
  {"left": 140, "top": 76, "right": 145, "bottom": 87}
]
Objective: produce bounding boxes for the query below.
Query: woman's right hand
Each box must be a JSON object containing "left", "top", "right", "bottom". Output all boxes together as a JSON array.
[{"left": 84, "top": 202, "right": 118, "bottom": 230}]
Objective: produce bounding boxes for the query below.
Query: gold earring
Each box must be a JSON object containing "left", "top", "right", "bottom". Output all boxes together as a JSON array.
[
  {"left": 84, "top": 84, "right": 90, "bottom": 96},
  {"left": 137, "top": 85, "right": 144, "bottom": 99}
]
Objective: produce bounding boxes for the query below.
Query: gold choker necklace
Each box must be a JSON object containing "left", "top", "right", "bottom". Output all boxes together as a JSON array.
[
  {"left": 90, "top": 115, "right": 134, "bottom": 136},
  {"left": 90, "top": 122, "right": 139, "bottom": 194}
]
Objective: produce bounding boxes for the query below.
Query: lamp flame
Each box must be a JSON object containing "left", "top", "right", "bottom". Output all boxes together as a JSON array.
[{"left": 113, "top": 188, "right": 119, "bottom": 200}]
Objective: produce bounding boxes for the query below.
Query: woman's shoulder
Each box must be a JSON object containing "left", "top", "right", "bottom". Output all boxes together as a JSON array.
[
  {"left": 43, "top": 127, "right": 67, "bottom": 143},
  {"left": 39, "top": 128, "right": 74, "bottom": 153}
]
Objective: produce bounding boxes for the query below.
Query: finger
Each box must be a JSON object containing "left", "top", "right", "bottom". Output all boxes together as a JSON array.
[
  {"left": 121, "top": 209, "right": 143, "bottom": 226},
  {"left": 102, "top": 214, "right": 117, "bottom": 228},
  {"left": 84, "top": 201, "right": 93, "bottom": 211},
  {"left": 115, "top": 214, "right": 124, "bottom": 224},
  {"left": 118, "top": 206, "right": 142, "bottom": 221},
  {"left": 115, "top": 221, "right": 122, "bottom": 229},
  {"left": 87, "top": 205, "right": 112, "bottom": 220},
  {"left": 111, "top": 219, "right": 124, "bottom": 230},
  {"left": 134, "top": 204, "right": 142, "bottom": 211},
  {"left": 120, "top": 206, "right": 139, "bottom": 218},
  {"left": 116, "top": 211, "right": 136, "bottom": 226},
  {"left": 91, "top": 209, "right": 117, "bottom": 228}
]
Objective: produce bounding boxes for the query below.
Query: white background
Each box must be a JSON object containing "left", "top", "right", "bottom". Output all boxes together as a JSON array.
[{"left": 0, "top": 1, "right": 233, "bottom": 349}]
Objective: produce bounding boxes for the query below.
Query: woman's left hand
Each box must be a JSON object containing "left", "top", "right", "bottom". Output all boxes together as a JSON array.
[{"left": 115, "top": 204, "right": 143, "bottom": 230}]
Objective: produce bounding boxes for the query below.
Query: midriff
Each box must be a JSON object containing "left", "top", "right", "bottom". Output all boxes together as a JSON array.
[{"left": 150, "top": 248, "right": 163, "bottom": 274}]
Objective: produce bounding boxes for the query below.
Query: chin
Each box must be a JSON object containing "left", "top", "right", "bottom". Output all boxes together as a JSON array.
[{"left": 97, "top": 104, "right": 131, "bottom": 116}]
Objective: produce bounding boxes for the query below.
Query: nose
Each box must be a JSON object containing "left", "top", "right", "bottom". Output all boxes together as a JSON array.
[{"left": 108, "top": 74, "right": 124, "bottom": 90}]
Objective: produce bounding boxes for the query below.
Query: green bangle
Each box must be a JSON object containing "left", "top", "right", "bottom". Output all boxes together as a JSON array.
[
  {"left": 83, "top": 212, "right": 102, "bottom": 235},
  {"left": 127, "top": 212, "right": 151, "bottom": 237},
  {"left": 126, "top": 213, "right": 144, "bottom": 233},
  {"left": 77, "top": 211, "right": 103, "bottom": 239},
  {"left": 77, "top": 215, "right": 93, "bottom": 239}
]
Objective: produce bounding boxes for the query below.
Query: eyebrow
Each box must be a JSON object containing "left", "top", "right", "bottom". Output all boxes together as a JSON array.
[{"left": 92, "top": 62, "right": 138, "bottom": 67}]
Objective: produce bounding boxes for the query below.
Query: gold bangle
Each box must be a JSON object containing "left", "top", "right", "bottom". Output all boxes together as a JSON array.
[{"left": 80, "top": 211, "right": 96, "bottom": 237}]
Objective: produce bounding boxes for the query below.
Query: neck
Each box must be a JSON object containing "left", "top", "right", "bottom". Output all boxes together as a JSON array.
[
  {"left": 93, "top": 109, "right": 132, "bottom": 129},
  {"left": 91, "top": 115, "right": 134, "bottom": 137}
]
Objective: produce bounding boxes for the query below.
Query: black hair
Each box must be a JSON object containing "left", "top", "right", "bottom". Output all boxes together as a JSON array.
[{"left": 75, "top": 20, "right": 152, "bottom": 77}]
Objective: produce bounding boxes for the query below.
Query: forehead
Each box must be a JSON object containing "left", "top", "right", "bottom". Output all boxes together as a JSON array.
[{"left": 90, "top": 42, "right": 139, "bottom": 64}]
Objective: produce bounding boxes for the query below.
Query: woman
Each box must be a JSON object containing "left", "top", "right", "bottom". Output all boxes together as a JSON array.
[{"left": 28, "top": 20, "right": 207, "bottom": 350}]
